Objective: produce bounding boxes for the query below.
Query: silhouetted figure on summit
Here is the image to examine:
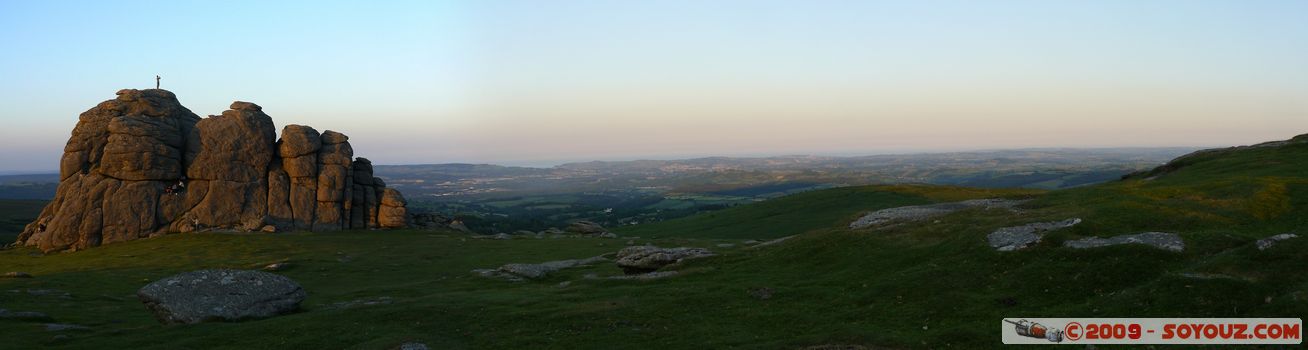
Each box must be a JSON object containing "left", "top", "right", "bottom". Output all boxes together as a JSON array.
[{"left": 155, "top": 75, "right": 160, "bottom": 89}]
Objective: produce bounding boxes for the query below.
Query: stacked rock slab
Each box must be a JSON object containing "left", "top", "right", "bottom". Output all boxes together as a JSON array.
[{"left": 16, "top": 89, "right": 407, "bottom": 252}]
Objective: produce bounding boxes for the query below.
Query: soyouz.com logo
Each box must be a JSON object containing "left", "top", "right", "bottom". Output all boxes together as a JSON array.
[{"left": 1001, "top": 318, "right": 1302, "bottom": 345}]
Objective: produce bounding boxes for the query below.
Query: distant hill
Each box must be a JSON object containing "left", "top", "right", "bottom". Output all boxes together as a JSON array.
[{"left": 0, "top": 173, "right": 58, "bottom": 200}]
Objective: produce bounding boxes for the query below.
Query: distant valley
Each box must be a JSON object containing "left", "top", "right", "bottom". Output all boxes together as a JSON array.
[{"left": 370, "top": 148, "right": 1195, "bottom": 234}]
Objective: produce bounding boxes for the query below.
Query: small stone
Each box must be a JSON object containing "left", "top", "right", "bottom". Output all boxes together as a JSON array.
[
  {"left": 397, "top": 342, "right": 429, "bottom": 350},
  {"left": 263, "top": 263, "right": 291, "bottom": 271},
  {"left": 557, "top": 281, "right": 572, "bottom": 288},
  {"left": 260, "top": 225, "right": 277, "bottom": 233},
  {"left": 2, "top": 272, "right": 32, "bottom": 278}
]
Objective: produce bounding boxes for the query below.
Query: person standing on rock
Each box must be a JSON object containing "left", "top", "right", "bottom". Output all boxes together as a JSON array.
[{"left": 155, "top": 75, "right": 160, "bottom": 89}]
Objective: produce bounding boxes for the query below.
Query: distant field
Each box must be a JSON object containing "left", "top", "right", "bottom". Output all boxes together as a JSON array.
[
  {"left": 615, "top": 185, "right": 1042, "bottom": 239},
  {"left": 0, "top": 199, "right": 45, "bottom": 242}
]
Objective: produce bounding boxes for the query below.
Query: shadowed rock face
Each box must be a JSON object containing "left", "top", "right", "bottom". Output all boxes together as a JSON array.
[{"left": 17, "top": 89, "right": 407, "bottom": 252}]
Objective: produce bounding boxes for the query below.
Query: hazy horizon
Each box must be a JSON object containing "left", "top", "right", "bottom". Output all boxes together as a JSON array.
[
  {"left": 0, "top": 145, "right": 1209, "bottom": 174},
  {"left": 2, "top": 0, "right": 1305, "bottom": 172}
]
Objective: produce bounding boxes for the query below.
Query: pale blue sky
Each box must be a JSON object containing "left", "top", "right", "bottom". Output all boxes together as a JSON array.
[{"left": 2, "top": 0, "right": 1306, "bottom": 172}]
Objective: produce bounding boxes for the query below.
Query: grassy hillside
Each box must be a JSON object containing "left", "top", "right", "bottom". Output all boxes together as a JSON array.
[{"left": 1, "top": 137, "right": 1305, "bottom": 349}]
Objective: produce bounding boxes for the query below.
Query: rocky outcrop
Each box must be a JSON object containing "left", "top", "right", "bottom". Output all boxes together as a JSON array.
[
  {"left": 137, "top": 269, "right": 305, "bottom": 324},
  {"left": 1063, "top": 232, "right": 1185, "bottom": 252},
  {"left": 17, "top": 89, "right": 407, "bottom": 252},
  {"left": 849, "top": 199, "right": 1027, "bottom": 229},
  {"left": 987, "top": 218, "right": 1081, "bottom": 251},
  {"left": 614, "top": 246, "right": 714, "bottom": 274}
]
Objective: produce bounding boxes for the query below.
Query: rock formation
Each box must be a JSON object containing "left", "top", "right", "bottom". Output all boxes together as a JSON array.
[{"left": 16, "top": 89, "right": 407, "bottom": 252}]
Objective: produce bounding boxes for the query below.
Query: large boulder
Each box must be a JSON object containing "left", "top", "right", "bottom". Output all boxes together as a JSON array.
[
  {"left": 614, "top": 246, "right": 715, "bottom": 274},
  {"left": 19, "top": 89, "right": 199, "bottom": 252},
  {"left": 137, "top": 269, "right": 305, "bottom": 324},
  {"left": 16, "top": 89, "right": 410, "bottom": 252}
]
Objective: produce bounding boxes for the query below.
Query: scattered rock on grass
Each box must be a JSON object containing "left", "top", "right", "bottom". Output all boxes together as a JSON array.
[
  {"left": 26, "top": 289, "right": 71, "bottom": 298},
  {"left": 397, "top": 343, "right": 429, "bottom": 350},
  {"left": 500, "top": 256, "right": 608, "bottom": 279},
  {"left": 850, "top": 199, "right": 1027, "bottom": 229},
  {"left": 44, "top": 323, "right": 90, "bottom": 332},
  {"left": 1256, "top": 233, "right": 1298, "bottom": 251},
  {"left": 323, "top": 296, "right": 393, "bottom": 310},
  {"left": 987, "top": 218, "right": 1081, "bottom": 251},
  {"left": 2, "top": 271, "right": 32, "bottom": 278},
  {"left": 606, "top": 271, "right": 679, "bottom": 280},
  {"left": 749, "top": 235, "right": 796, "bottom": 249},
  {"left": 1063, "top": 232, "right": 1185, "bottom": 252},
  {"left": 137, "top": 269, "right": 306, "bottom": 324},
  {"left": 475, "top": 255, "right": 609, "bottom": 281},
  {"left": 0, "top": 309, "right": 52, "bottom": 321},
  {"left": 614, "top": 246, "right": 714, "bottom": 274}
]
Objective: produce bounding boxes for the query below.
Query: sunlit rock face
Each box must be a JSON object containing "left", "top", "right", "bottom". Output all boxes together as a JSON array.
[{"left": 18, "top": 89, "right": 407, "bottom": 252}]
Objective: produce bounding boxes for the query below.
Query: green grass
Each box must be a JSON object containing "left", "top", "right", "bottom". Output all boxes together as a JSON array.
[{"left": 2, "top": 138, "right": 1306, "bottom": 349}]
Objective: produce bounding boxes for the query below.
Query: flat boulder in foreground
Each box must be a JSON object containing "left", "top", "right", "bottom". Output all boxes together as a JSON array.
[{"left": 137, "top": 269, "right": 305, "bottom": 324}]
